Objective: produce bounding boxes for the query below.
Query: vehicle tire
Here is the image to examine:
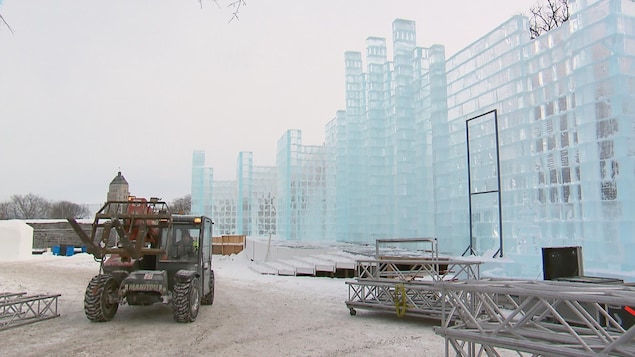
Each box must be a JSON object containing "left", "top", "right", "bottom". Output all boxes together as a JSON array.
[
  {"left": 84, "top": 274, "right": 119, "bottom": 322},
  {"left": 173, "top": 276, "right": 200, "bottom": 322},
  {"left": 201, "top": 270, "right": 215, "bottom": 305}
]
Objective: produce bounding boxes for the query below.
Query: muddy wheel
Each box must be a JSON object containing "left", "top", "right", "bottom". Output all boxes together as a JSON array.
[
  {"left": 201, "top": 270, "right": 215, "bottom": 305},
  {"left": 84, "top": 274, "right": 119, "bottom": 322},
  {"left": 173, "top": 277, "right": 200, "bottom": 322}
]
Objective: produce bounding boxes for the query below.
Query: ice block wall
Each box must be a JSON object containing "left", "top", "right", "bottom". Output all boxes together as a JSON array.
[
  {"left": 442, "top": 15, "right": 533, "bottom": 268},
  {"left": 441, "top": 0, "right": 635, "bottom": 278},
  {"left": 251, "top": 165, "right": 277, "bottom": 236},
  {"left": 211, "top": 180, "right": 237, "bottom": 235},
  {"left": 191, "top": 150, "right": 206, "bottom": 216}
]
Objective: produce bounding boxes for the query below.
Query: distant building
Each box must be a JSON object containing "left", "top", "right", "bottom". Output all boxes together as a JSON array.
[{"left": 106, "top": 171, "right": 129, "bottom": 202}]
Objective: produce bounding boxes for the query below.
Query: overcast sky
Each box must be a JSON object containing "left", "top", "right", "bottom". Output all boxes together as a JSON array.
[{"left": 0, "top": 0, "right": 538, "bottom": 205}]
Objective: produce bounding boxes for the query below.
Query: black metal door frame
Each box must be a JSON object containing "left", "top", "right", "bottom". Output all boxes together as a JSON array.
[{"left": 463, "top": 109, "right": 503, "bottom": 258}]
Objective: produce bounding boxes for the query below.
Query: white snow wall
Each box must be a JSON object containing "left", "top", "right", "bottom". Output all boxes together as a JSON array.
[{"left": 0, "top": 220, "right": 34, "bottom": 260}]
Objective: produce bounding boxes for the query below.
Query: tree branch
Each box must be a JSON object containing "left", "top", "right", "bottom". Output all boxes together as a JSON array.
[
  {"left": 228, "top": 0, "right": 245, "bottom": 23},
  {"left": 529, "top": 0, "right": 569, "bottom": 39},
  {"left": 0, "top": 13, "right": 14, "bottom": 35}
]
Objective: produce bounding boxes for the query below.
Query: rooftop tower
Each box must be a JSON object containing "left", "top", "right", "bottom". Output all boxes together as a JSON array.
[{"left": 107, "top": 171, "right": 129, "bottom": 202}]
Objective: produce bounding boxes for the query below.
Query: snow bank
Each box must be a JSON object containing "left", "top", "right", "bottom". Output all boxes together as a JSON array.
[{"left": 0, "top": 220, "right": 33, "bottom": 260}]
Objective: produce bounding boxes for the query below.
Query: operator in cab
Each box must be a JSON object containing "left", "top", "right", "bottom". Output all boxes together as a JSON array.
[{"left": 174, "top": 227, "right": 197, "bottom": 259}]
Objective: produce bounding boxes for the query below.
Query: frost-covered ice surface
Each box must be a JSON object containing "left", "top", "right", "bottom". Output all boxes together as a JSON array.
[{"left": 0, "top": 252, "right": 448, "bottom": 356}]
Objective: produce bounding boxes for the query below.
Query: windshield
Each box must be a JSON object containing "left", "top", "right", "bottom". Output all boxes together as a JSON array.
[{"left": 160, "top": 225, "right": 200, "bottom": 261}]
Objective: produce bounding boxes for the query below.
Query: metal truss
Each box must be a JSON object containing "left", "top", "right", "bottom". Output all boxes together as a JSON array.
[
  {"left": 0, "top": 292, "right": 61, "bottom": 331},
  {"left": 346, "top": 280, "right": 447, "bottom": 319},
  {"left": 355, "top": 258, "right": 481, "bottom": 282},
  {"left": 346, "top": 258, "right": 481, "bottom": 318},
  {"left": 375, "top": 238, "right": 439, "bottom": 260},
  {"left": 435, "top": 279, "right": 635, "bottom": 357}
]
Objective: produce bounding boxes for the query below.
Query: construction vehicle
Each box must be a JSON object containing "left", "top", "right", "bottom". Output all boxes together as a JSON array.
[{"left": 67, "top": 197, "right": 214, "bottom": 323}]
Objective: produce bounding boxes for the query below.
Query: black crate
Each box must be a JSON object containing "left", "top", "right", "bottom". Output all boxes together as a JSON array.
[
  {"left": 608, "top": 305, "right": 635, "bottom": 329},
  {"left": 542, "top": 246, "right": 583, "bottom": 280}
]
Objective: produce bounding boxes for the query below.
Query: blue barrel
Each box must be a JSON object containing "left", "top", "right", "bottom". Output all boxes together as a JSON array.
[
  {"left": 65, "top": 245, "right": 75, "bottom": 256},
  {"left": 52, "top": 245, "right": 61, "bottom": 256}
]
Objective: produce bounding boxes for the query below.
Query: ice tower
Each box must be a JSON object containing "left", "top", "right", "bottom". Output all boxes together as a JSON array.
[
  {"left": 342, "top": 51, "right": 365, "bottom": 242},
  {"left": 276, "top": 130, "right": 327, "bottom": 240},
  {"left": 236, "top": 152, "right": 277, "bottom": 236},
  {"left": 391, "top": 19, "right": 418, "bottom": 238},
  {"left": 325, "top": 19, "right": 448, "bottom": 243},
  {"left": 325, "top": 111, "right": 349, "bottom": 241},
  {"left": 363, "top": 37, "right": 389, "bottom": 242},
  {"left": 212, "top": 180, "right": 237, "bottom": 235},
  {"left": 191, "top": 151, "right": 205, "bottom": 215},
  {"left": 236, "top": 152, "right": 253, "bottom": 236},
  {"left": 190, "top": 150, "right": 213, "bottom": 217}
]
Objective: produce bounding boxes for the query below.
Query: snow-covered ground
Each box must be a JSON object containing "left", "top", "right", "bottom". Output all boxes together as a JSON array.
[{"left": 0, "top": 252, "right": 448, "bottom": 356}]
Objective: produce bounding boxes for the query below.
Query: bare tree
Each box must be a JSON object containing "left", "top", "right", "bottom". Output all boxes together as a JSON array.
[
  {"left": 0, "top": 201, "right": 18, "bottom": 219},
  {"left": 529, "top": 0, "right": 570, "bottom": 39},
  {"left": 171, "top": 194, "right": 192, "bottom": 215},
  {"left": 11, "top": 193, "right": 50, "bottom": 219},
  {"left": 202, "top": 0, "right": 246, "bottom": 23},
  {"left": 49, "top": 201, "right": 90, "bottom": 219}
]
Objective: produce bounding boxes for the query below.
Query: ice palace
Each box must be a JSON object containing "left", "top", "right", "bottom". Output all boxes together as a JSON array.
[{"left": 192, "top": 0, "right": 635, "bottom": 281}]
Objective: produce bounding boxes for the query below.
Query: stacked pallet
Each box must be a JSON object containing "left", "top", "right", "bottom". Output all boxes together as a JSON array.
[{"left": 212, "top": 235, "right": 246, "bottom": 255}]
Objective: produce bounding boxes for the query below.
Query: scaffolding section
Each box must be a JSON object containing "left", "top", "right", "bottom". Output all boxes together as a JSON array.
[
  {"left": 345, "top": 238, "right": 481, "bottom": 318},
  {"left": 0, "top": 292, "right": 61, "bottom": 330},
  {"left": 434, "top": 279, "right": 635, "bottom": 357}
]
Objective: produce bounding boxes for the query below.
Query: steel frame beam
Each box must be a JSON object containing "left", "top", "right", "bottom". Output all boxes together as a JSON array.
[
  {"left": 355, "top": 258, "right": 481, "bottom": 282},
  {"left": 0, "top": 292, "right": 61, "bottom": 330},
  {"left": 346, "top": 280, "right": 448, "bottom": 319},
  {"left": 346, "top": 258, "right": 482, "bottom": 318},
  {"left": 346, "top": 255, "right": 635, "bottom": 356},
  {"left": 435, "top": 279, "right": 635, "bottom": 356}
]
